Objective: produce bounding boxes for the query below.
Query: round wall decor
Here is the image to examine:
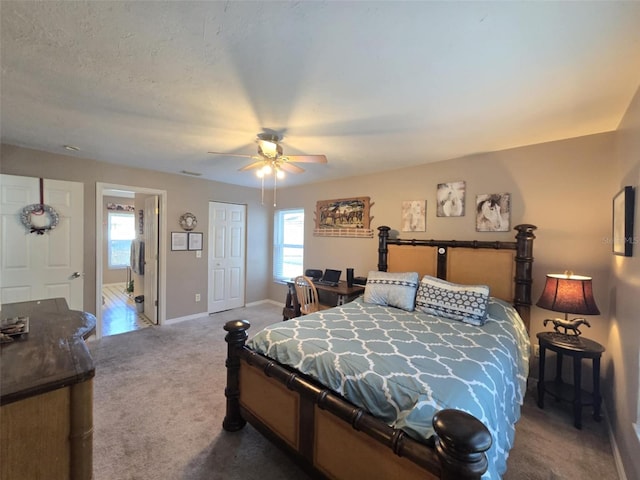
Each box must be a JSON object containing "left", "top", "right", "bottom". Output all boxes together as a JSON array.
[
  {"left": 20, "top": 204, "right": 60, "bottom": 235},
  {"left": 179, "top": 212, "right": 197, "bottom": 231}
]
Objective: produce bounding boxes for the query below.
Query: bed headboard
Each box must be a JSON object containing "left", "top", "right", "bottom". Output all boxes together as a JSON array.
[{"left": 377, "top": 224, "right": 537, "bottom": 331}]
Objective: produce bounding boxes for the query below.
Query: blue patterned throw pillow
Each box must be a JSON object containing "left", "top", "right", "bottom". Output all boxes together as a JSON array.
[
  {"left": 416, "top": 275, "right": 490, "bottom": 326},
  {"left": 363, "top": 271, "right": 419, "bottom": 311}
]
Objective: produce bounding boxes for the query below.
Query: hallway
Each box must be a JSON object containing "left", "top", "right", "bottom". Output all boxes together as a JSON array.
[{"left": 101, "top": 283, "right": 152, "bottom": 337}]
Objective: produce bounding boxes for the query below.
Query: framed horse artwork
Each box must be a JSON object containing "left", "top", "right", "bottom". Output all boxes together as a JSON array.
[
  {"left": 314, "top": 196, "right": 374, "bottom": 237},
  {"left": 476, "top": 193, "right": 511, "bottom": 232}
]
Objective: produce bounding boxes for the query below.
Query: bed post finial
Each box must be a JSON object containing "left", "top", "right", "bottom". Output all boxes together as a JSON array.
[
  {"left": 432, "top": 409, "right": 492, "bottom": 480},
  {"left": 513, "top": 224, "right": 537, "bottom": 331},
  {"left": 378, "top": 226, "right": 391, "bottom": 272},
  {"left": 223, "top": 319, "right": 250, "bottom": 432}
]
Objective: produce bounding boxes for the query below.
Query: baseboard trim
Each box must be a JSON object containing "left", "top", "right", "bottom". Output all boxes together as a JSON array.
[
  {"left": 164, "top": 312, "right": 208, "bottom": 325},
  {"left": 604, "top": 402, "right": 628, "bottom": 480},
  {"left": 164, "top": 299, "right": 282, "bottom": 325},
  {"left": 245, "top": 299, "right": 282, "bottom": 308}
]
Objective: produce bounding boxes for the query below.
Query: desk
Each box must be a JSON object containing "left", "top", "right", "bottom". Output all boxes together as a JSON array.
[
  {"left": 536, "top": 332, "right": 605, "bottom": 429},
  {"left": 283, "top": 281, "right": 365, "bottom": 320}
]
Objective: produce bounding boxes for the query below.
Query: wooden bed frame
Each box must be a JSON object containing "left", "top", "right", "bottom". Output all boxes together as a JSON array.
[{"left": 223, "top": 224, "right": 537, "bottom": 480}]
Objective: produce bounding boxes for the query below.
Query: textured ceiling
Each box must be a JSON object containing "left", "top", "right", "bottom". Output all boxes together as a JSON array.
[{"left": 2, "top": 1, "right": 639, "bottom": 188}]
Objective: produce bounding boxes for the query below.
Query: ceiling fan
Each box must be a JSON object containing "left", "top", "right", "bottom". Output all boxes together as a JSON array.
[
  {"left": 208, "top": 132, "right": 328, "bottom": 206},
  {"left": 208, "top": 132, "right": 328, "bottom": 179}
]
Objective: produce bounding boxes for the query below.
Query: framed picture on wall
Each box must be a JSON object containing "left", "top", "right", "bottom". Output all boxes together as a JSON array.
[
  {"left": 476, "top": 193, "right": 511, "bottom": 232},
  {"left": 313, "top": 196, "right": 374, "bottom": 237},
  {"left": 436, "top": 181, "right": 465, "bottom": 217},
  {"left": 138, "top": 209, "right": 144, "bottom": 236},
  {"left": 613, "top": 186, "right": 635, "bottom": 256},
  {"left": 171, "top": 232, "right": 188, "bottom": 251},
  {"left": 188, "top": 232, "right": 203, "bottom": 251},
  {"left": 401, "top": 200, "right": 426, "bottom": 232}
]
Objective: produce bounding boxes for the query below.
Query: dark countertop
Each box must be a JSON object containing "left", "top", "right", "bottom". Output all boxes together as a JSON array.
[{"left": 1, "top": 298, "right": 96, "bottom": 406}]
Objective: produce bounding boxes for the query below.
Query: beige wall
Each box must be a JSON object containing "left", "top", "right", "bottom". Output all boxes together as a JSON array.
[
  {"left": 0, "top": 144, "right": 270, "bottom": 319},
  {"left": 610, "top": 84, "right": 640, "bottom": 480}
]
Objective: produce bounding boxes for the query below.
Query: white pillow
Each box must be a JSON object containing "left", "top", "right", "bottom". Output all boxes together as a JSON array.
[
  {"left": 363, "top": 271, "right": 419, "bottom": 311},
  {"left": 416, "top": 275, "right": 490, "bottom": 326}
]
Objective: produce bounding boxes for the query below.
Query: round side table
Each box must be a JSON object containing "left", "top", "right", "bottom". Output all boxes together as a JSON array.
[{"left": 536, "top": 331, "right": 605, "bottom": 429}]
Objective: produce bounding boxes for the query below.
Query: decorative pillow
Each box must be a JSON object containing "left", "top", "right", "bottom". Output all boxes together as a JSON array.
[
  {"left": 363, "top": 271, "right": 419, "bottom": 311},
  {"left": 416, "top": 275, "right": 490, "bottom": 326}
]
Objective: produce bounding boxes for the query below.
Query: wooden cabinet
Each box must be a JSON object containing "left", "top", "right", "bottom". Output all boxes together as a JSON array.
[{"left": 1, "top": 298, "right": 95, "bottom": 480}]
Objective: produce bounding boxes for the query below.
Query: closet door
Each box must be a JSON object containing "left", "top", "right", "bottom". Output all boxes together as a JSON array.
[{"left": 208, "top": 202, "right": 246, "bottom": 313}]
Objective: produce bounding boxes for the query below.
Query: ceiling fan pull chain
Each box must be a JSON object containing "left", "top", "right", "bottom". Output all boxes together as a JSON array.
[
  {"left": 273, "top": 173, "right": 278, "bottom": 207},
  {"left": 260, "top": 175, "right": 265, "bottom": 206}
]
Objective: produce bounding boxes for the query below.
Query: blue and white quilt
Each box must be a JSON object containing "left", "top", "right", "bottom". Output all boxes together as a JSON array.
[{"left": 247, "top": 297, "right": 530, "bottom": 479}]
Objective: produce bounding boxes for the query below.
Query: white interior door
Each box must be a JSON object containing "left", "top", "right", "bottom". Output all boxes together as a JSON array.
[
  {"left": 143, "top": 195, "right": 159, "bottom": 324},
  {"left": 0, "top": 174, "right": 84, "bottom": 309},
  {"left": 208, "top": 202, "right": 246, "bottom": 313}
]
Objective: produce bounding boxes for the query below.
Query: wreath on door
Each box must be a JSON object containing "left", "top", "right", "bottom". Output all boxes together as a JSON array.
[
  {"left": 19, "top": 178, "right": 60, "bottom": 235},
  {"left": 20, "top": 203, "right": 60, "bottom": 235}
]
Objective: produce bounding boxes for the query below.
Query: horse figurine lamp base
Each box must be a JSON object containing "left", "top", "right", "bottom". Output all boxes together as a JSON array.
[{"left": 543, "top": 317, "right": 591, "bottom": 336}]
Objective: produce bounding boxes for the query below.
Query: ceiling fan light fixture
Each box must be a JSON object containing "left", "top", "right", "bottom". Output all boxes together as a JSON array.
[
  {"left": 260, "top": 140, "right": 279, "bottom": 158},
  {"left": 209, "top": 131, "right": 328, "bottom": 207}
]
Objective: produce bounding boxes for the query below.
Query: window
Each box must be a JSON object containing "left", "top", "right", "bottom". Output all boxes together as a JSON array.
[
  {"left": 273, "top": 209, "right": 304, "bottom": 283},
  {"left": 108, "top": 211, "right": 136, "bottom": 268}
]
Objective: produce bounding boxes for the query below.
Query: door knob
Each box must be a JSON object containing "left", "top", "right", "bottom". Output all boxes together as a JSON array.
[{"left": 71, "top": 272, "right": 82, "bottom": 279}]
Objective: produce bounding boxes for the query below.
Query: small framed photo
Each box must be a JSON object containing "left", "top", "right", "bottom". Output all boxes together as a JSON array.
[
  {"left": 613, "top": 186, "right": 635, "bottom": 256},
  {"left": 171, "top": 232, "right": 188, "bottom": 251},
  {"left": 188, "top": 232, "right": 203, "bottom": 251}
]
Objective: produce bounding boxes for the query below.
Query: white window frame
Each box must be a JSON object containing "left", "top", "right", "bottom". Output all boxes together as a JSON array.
[
  {"left": 273, "top": 208, "right": 304, "bottom": 283},
  {"left": 107, "top": 211, "right": 136, "bottom": 269}
]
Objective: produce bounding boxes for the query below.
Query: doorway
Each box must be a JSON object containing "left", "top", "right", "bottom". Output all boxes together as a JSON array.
[
  {"left": 95, "top": 183, "right": 167, "bottom": 339},
  {"left": 101, "top": 282, "right": 152, "bottom": 336}
]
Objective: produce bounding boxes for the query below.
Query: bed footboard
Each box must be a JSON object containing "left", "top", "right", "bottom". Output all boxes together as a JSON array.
[{"left": 223, "top": 320, "right": 492, "bottom": 480}]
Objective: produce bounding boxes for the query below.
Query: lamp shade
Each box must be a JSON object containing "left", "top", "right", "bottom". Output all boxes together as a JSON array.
[{"left": 536, "top": 273, "right": 600, "bottom": 315}]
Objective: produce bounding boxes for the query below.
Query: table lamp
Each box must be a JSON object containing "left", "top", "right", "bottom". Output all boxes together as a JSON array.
[{"left": 536, "top": 271, "right": 600, "bottom": 342}]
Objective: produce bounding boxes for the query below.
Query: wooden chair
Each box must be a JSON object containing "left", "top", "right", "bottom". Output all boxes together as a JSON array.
[{"left": 293, "top": 275, "right": 330, "bottom": 315}]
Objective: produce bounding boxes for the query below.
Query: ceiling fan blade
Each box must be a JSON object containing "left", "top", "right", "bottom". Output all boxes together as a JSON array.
[
  {"left": 279, "top": 162, "right": 305, "bottom": 174},
  {"left": 238, "top": 160, "right": 266, "bottom": 172},
  {"left": 285, "top": 154, "right": 328, "bottom": 164},
  {"left": 208, "top": 151, "right": 254, "bottom": 158}
]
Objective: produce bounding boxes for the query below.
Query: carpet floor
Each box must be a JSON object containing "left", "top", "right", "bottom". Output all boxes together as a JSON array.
[{"left": 89, "top": 303, "right": 619, "bottom": 479}]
